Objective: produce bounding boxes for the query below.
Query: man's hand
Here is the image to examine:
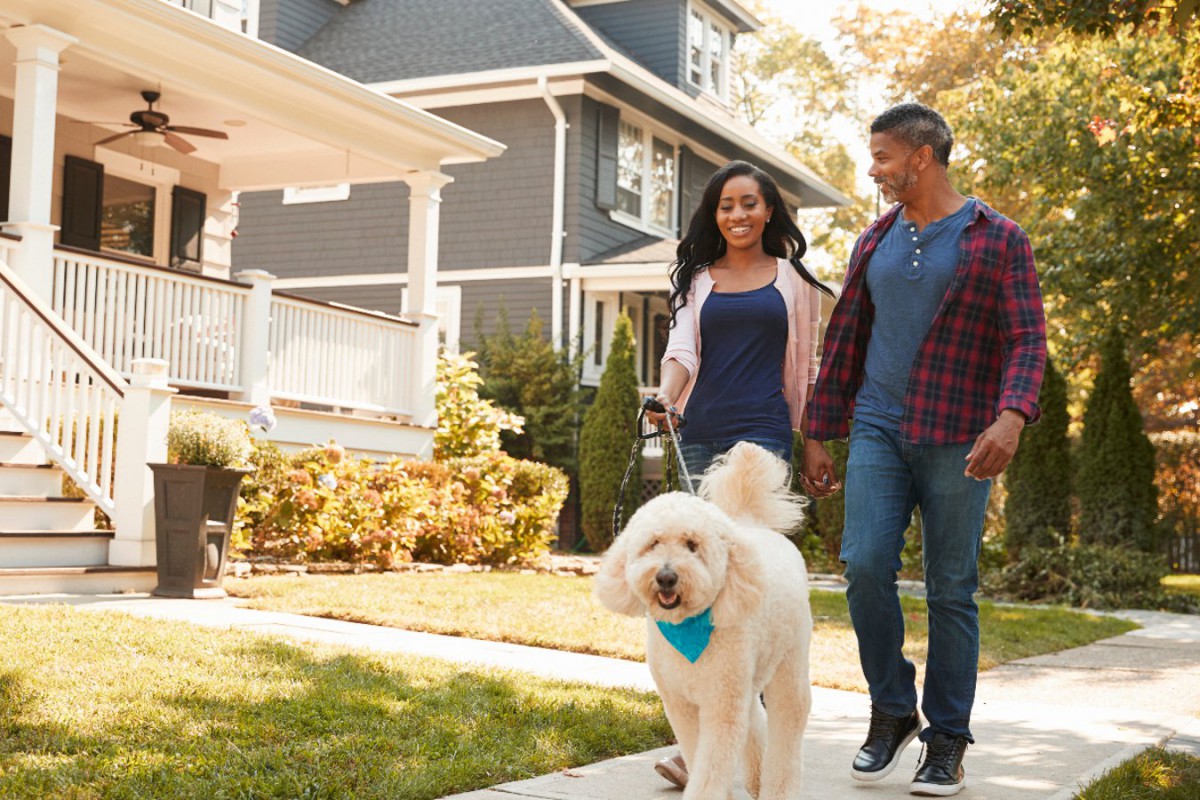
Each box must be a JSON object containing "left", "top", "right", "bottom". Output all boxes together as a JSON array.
[
  {"left": 965, "top": 409, "right": 1026, "bottom": 480},
  {"left": 800, "top": 438, "right": 842, "bottom": 498}
]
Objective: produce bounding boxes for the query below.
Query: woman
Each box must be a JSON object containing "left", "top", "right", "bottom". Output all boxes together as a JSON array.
[
  {"left": 650, "top": 160, "right": 832, "bottom": 481},
  {"left": 647, "top": 159, "right": 834, "bottom": 788}
]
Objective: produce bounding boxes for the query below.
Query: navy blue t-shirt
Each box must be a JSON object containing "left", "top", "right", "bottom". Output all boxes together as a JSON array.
[
  {"left": 855, "top": 199, "right": 976, "bottom": 430},
  {"left": 682, "top": 281, "right": 792, "bottom": 444}
]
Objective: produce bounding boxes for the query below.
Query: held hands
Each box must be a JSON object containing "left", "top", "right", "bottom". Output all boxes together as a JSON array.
[
  {"left": 800, "top": 438, "right": 842, "bottom": 498},
  {"left": 965, "top": 409, "right": 1026, "bottom": 480}
]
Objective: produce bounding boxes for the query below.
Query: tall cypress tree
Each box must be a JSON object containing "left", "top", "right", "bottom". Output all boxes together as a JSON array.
[
  {"left": 1077, "top": 326, "right": 1159, "bottom": 551},
  {"left": 578, "top": 313, "right": 641, "bottom": 551},
  {"left": 1004, "top": 357, "right": 1072, "bottom": 557}
]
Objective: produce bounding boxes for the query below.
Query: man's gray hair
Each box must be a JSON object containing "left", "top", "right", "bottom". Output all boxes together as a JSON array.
[{"left": 870, "top": 103, "right": 954, "bottom": 167}]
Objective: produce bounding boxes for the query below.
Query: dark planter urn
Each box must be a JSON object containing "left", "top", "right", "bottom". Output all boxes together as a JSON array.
[{"left": 149, "top": 463, "right": 252, "bottom": 599}]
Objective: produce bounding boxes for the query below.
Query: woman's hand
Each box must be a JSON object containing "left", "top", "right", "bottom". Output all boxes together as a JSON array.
[{"left": 645, "top": 394, "right": 682, "bottom": 429}]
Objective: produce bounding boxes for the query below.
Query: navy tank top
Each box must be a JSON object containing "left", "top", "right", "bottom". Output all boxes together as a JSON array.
[{"left": 682, "top": 281, "right": 792, "bottom": 444}]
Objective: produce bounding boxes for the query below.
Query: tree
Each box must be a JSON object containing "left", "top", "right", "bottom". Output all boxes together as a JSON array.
[
  {"left": 434, "top": 351, "right": 524, "bottom": 461},
  {"left": 988, "top": 1, "right": 1199, "bottom": 38},
  {"left": 1076, "top": 327, "right": 1160, "bottom": 551},
  {"left": 1004, "top": 357, "right": 1072, "bottom": 556},
  {"left": 578, "top": 313, "right": 641, "bottom": 551},
  {"left": 473, "top": 309, "right": 583, "bottom": 474}
]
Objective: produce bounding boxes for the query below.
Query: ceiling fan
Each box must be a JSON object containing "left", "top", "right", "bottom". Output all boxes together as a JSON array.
[{"left": 94, "top": 90, "right": 229, "bottom": 154}]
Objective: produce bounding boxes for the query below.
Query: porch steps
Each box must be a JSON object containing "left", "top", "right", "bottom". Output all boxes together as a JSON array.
[{"left": 0, "top": 419, "right": 134, "bottom": 593}]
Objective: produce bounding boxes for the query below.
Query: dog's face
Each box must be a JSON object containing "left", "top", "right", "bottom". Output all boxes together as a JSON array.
[{"left": 595, "top": 493, "right": 742, "bottom": 625}]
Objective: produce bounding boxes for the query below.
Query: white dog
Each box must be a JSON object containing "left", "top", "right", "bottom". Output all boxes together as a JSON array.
[{"left": 594, "top": 442, "right": 813, "bottom": 800}]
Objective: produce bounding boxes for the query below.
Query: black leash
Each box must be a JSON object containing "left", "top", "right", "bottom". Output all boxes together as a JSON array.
[{"left": 612, "top": 396, "right": 694, "bottom": 540}]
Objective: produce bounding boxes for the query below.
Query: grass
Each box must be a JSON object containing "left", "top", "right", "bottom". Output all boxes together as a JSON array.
[
  {"left": 0, "top": 604, "right": 672, "bottom": 800},
  {"left": 225, "top": 572, "right": 1137, "bottom": 694},
  {"left": 1074, "top": 747, "right": 1200, "bottom": 799},
  {"left": 1163, "top": 573, "right": 1200, "bottom": 598}
]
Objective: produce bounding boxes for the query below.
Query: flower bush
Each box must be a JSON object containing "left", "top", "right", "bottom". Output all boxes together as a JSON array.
[{"left": 236, "top": 440, "right": 568, "bottom": 568}]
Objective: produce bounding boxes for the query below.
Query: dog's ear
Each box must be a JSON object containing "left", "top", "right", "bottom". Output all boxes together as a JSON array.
[
  {"left": 593, "top": 535, "right": 644, "bottom": 617},
  {"left": 710, "top": 531, "right": 765, "bottom": 626}
]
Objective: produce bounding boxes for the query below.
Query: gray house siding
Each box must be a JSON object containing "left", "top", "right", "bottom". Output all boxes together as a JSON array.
[
  {"left": 235, "top": 183, "right": 410, "bottom": 281},
  {"left": 457, "top": 278, "right": 554, "bottom": 345},
  {"left": 258, "top": 0, "right": 340, "bottom": 52},
  {"left": 573, "top": 0, "right": 685, "bottom": 88},
  {"left": 434, "top": 101, "right": 557, "bottom": 271}
]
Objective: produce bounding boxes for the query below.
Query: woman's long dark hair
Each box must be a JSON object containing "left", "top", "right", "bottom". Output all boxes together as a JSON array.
[{"left": 668, "top": 160, "right": 832, "bottom": 328}]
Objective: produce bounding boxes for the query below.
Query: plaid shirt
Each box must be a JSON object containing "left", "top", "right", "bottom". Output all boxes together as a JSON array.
[{"left": 806, "top": 200, "right": 1046, "bottom": 445}]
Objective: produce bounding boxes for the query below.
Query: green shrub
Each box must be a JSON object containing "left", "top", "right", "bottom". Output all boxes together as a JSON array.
[
  {"left": 167, "top": 410, "right": 253, "bottom": 468},
  {"left": 1077, "top": 327, "right": 1159, "bottom": 551},
  {"left": 578, "top": 312, "right": 641, "bottom": 551},
  {"left": 982, "top": 541, "right": 1196, "bottom": 611},
  {"left": 474, "top": 308, "right": 583, "bottom": 474},
  {"left": 1005, "top": 357, "right": 1073, "bottom": 557},
  {"left": 435, "top": 351, "right": 523, "bottom": 461}
]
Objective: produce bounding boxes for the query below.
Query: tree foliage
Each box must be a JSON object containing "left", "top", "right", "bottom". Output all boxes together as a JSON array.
[
  {"left": 473, "top": 309, "right": 583, "bottom": 474},
  {"left": 434, "top": 351, "right": 524, "bottom": 461},
  {"left": 1077, "top": 327, "right": 1160, "bottom": 551},
  {"left": 1004, "top": 357, "right": 1072, "bottom": 556},
  {"left": 988, "top": 0, "right": 1199, "bottom": 38},
  {"left": 578, "top": 313, "right": 641, "bottom": 552}
]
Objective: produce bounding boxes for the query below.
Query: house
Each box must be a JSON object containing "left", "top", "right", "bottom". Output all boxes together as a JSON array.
[
  {"left": 0, "top": 0, "right": 503, "bottom": 593},
  {"left": 233, "top": 0, "right": 849, "bottom": 509}
]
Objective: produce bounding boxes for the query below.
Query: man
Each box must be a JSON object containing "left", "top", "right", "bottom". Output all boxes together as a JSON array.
[{"left": 802, "top": 103, "right": 1046, "bottom": 797}]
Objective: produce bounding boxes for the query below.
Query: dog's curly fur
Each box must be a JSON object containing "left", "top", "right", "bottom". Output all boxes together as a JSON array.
[{"left": 595, "top": 442, "right": 813, "bottom": 799}]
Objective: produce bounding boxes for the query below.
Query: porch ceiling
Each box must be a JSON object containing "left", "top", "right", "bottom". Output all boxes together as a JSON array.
[{"left": 0, "top": 0, "right": 505, "bottom": 191}]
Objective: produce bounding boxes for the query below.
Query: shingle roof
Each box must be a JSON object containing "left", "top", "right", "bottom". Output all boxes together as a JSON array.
[
  {"left": 298, "top": 0, "right": 604, "bottom": 83},
  {"left": 586, "top": 235, "right": 679, "bottom": 266}
]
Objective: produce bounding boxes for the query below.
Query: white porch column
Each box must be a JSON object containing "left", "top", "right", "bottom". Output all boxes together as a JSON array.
[
  {"left": 233, "top": 269, "right": 275, "bottom": 407},
  {"left": 402, "top": 170, "right": 452, "bottom": 430},
  {"left": 110, "top": 359, "right": 176, "bottom": 567},
  {"left": 4, "top": 25, "right": 76, "bottom": 302}
]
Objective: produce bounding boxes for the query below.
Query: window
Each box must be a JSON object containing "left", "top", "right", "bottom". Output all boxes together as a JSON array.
[
  {"left": 401, "top": 284, "right": 462, "bottom": 352},
  {"left": 611, "top": 118, "right": 676, "bottom": 234},
  {"left": 617, "top": 121, "right": 643, "bottom": 218},
  {"left": 687, "top": 3, "right": 732, "bottom": 100},
  {"left": 101, "top": 174, "right": 156, "bottom": 258}
]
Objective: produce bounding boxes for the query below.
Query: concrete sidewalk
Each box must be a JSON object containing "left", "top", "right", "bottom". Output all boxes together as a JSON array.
[{"left": 4, "top": 593, "right": 1199, "bottom": 799}]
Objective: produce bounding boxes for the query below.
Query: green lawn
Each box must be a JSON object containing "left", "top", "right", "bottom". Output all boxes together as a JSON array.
[
  {"left": 225, "top": 572, "right": 1137, "bottom": 694},
  {"left": 1074, "top": 746, "right": 1200, "bottom": 799},
  {"left": 0, "top": 604, "right": 671, "bottom": 800}
]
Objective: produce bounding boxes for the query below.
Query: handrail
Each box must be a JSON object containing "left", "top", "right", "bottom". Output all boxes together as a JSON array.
[
  {"left": 271, "top": 289, "right": 420, "bottom": 327},
  {"left": 0, "top": 255, "right": 126, "bottom": 517}
]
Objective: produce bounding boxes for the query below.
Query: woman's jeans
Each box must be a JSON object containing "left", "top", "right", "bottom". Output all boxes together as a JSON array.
[
  {"left": 840, "top": 420, "right": 991, "bottom": 743},
  {"left": 678, "top": 436, "right": 792, "bottom": 489}
]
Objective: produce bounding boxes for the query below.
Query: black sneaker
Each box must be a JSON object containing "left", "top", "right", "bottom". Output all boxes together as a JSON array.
[
  {"left": 911, "top": 733, "right": 968, "bottom": 796},
  {"left": 851, "top": 705, "right": 921, "bottom": 781}
]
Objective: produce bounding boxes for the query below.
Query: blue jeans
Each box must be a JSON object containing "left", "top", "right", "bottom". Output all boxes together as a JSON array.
[
  {"left": 840, "top": 420, "right": 991, "bottom": 743},
  {"left": 678, "top": 437, "right": 792, "bottom": 490}
]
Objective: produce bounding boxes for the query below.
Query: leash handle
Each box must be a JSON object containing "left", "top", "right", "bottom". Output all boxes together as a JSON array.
[{"left": 643, "top": 396, "right": 693, "bottom": 492}]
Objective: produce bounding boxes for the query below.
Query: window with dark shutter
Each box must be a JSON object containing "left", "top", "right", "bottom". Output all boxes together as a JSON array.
[
  {"left": 170, "top": 185, "right": 205, "bottom": 272},
  {"left": 61, "top": 156, "right": 104, "bottom": 250},
  {"left": 595, "top": 103, "right": 619, "bottom": 211},
  {"left": 0, "top": 135, "right": 11, "bottom": 224}
]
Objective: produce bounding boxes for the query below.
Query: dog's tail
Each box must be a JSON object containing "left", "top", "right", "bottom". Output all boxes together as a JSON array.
[{"left": 699, "top": 441, "right": 807, "bottom": 534}]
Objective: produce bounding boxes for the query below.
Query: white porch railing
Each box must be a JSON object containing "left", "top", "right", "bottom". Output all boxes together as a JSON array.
[
  {"left": 0, "top": 239, "right": 126, "bottom": 517},
  {"left": 637, "top": 385, "right": 664, "bottom": 459},
  {"left": 53, "top": 248, "right": 248, "bottom": 394},
  {"left": 49, "top": 246, "right": 420, "bottom": 419},
  {"left": 269, "top": 294, "right": 418, "bottom": 417}
]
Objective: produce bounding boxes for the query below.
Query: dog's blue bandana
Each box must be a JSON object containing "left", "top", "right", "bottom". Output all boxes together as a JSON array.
[{"left": 655, "top": 607, "right": 714, "bottom": 663}]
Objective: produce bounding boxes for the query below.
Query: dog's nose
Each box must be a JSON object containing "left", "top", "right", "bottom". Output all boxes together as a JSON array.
[{"left": 656, "top": 568, "right": 677, "bottom": 592}]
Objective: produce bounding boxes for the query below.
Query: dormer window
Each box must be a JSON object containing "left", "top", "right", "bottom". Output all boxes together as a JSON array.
[{"left": 688, "top": 2, "right": 732, "bottom": 100}]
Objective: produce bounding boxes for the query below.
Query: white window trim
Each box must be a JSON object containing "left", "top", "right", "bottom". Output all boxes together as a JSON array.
[
  {"left": 581, "top": 290, "right": 619, "bottom": 385},
  {"left": 93, "top": 148, "right": 181, "bottom": 265},
  {"left": 282, "top": 184, "right": 351, "bottom": 205},
  {"left": 687, "top": 0, "right": 732, "bottom": 102},
  {"left": 402, "top": 284, "right": 461, "bottom": 352},
  {"left": 610, "top": 110, "right": 678, "bottom": 237}
]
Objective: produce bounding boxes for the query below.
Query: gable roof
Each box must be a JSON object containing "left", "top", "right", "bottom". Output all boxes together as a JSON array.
[{"left": 299, "top": 0, "right": 603, "bottom": 82}]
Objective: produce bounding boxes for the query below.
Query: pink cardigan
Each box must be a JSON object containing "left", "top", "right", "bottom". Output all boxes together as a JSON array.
[{"left": 661, "top": 258, "right": 821, "bottom": 431}]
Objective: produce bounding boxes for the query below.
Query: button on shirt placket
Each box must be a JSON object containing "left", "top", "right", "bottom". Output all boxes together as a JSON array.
[{"left": 909, "top": 224, "right": 921, "bottom": 276}]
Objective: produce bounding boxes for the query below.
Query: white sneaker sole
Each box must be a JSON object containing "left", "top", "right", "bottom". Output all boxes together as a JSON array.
[
  {"left": 851, "top": 725, "right": 921, "bottom": 782},
  {"left": 911, "top": 776, "right": 965, "bottom": 796}
]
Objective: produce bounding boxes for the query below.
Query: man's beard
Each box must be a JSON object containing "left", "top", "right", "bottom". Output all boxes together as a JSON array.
[{"left": 878, "top": 168, "right": 918, "bottom": 202}]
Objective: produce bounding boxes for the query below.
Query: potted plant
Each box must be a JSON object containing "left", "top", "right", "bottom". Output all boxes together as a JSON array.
[{"left": 150, "top": 410, "right": 255, "bottom": 598}]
